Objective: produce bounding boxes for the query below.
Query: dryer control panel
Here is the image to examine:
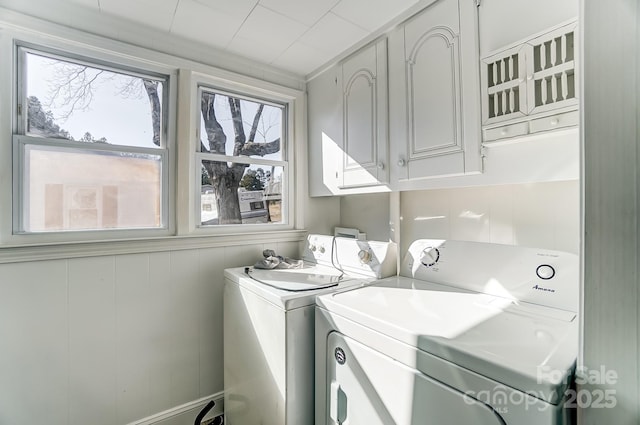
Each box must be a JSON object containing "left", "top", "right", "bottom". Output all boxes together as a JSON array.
[{"left": 402, "top": 239, "right": 578, "bottom": 312}]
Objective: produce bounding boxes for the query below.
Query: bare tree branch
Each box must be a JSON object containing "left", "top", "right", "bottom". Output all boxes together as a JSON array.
[
  {"left": 239, "top": 138, "right": 281, "bottom": 156},
  {"left": 248, "top": 104, "right": 264, "bottom": 142},
  {"left": 117, "top": 78, "right": 145, "bottom": 99},
  {"left": 228, "top": 97, "right": 246, "bottom": 156},
  {"left": 47, "top": 66, "right": 105, "bottom": 120}
]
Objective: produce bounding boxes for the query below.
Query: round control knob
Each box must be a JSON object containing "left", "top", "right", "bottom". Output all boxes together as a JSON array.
[
  {"left": 309, "top": 244, "right": 316, "bottom": 252},
  {"left": 358, "top": 249, "right": 372, "bottom": 264},
  {"left": 318, "top": 246, "right": 326, "bottom": 254},
  {"left": 536, "top": 264, "right": 555, "bottom": 280},
  {"left": 420, "top": 247, "right": 440, "bottom": 267}
]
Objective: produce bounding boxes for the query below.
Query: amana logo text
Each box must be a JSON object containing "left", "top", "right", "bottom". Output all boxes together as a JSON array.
[{"left": 532, "top": 284, "right": 556, "bottom": 293}]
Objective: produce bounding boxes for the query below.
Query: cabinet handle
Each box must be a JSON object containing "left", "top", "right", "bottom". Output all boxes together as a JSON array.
[
  {"left": 550, "top": 118, "right": 559, "bottom": 126},
  {"left": 526, "top": 75, "right": 533, "bottom": 81},
  {"left": 377, "top": 161, "right": 385, "bottom": 170},
  {"left": 397, "top": 159, "right": 406, "bottom": 167}
]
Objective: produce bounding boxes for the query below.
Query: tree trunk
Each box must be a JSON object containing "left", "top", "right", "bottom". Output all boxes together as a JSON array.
[
  {"left": 143, "top": 80, "right": 162, "bottom": 147},
  {"left": 201, "top": 93, "right": 247, "bottom": 224},
  {"left": 213, "top": 172, "right": 243, "bottom": 225}
]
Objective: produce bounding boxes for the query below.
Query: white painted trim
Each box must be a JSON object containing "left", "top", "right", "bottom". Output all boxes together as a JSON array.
[
  {"left": 0, "top": 229, "right": 307, "bottom": 264},
  {"left": 188, "top": 71, "right": 302, "bottom": 235},
  {"left": 176, "top": 68, "right": 196, "bottom": 235},
  {"left": 0, "top": 9, "right": 307, "bottom": 246},
  {"left": 126, "top": 393, "right": 224, "bottom": 425}
]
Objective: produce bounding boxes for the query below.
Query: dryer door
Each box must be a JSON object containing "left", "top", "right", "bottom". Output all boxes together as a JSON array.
[{"left": 325, "top": 332, "right": 505, "bottom": 425}]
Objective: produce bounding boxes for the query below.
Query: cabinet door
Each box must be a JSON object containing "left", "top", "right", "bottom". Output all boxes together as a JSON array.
[
  {"left": 340, "top": 40, "right": 389, "bottom": 188},
  {"left": 481, "top": 44, "right": 528, "bottom": 125},
  {"left": 526, "top": 21, "right": 578, "bottom": 116},
  {"left": 307, "top": 65, "right": 342, "bottom": 197},
  {"left": 389, "top": 0, "right": 481, "bottom": 185}
]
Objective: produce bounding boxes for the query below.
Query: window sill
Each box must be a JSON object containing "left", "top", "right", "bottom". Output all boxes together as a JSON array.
[{"left": 0, "top": 230, "right": 307, "bottom": 264}]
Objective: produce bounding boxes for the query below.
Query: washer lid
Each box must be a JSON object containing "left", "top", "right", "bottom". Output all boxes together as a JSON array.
[
  {"left": 224, "top": 266, "right": 364, "bottom": 310},
  {"left": 317, "top": 276, "right": 578, "bottom": 404},
  {"left": 245, "top": 267, "right": 345, "bottom": 291}
]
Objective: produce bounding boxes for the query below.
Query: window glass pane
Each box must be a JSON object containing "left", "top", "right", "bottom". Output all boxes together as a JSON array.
[
  {"left": 23, "top": 145, "right": 162, "bottom": 232},
  {"left": 200, "top": 161, "right": 284, "bottom": 226},
  {"left": 25, "top": 52, "right": 164, "bottom": 148},
  {"left": 199, "top": 90, "right": 284, "bottom": 161}
]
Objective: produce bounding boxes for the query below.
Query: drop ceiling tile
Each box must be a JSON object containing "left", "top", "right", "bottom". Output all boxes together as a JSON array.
[
  {"left": 299, "top": 11, "right": 368, "bottom": 55},
  {"left": 99, "top": 0, "right": 179, "bottom": 32},
  {"left": 69, "top": 0, "right": 100, "bottom": 8},
  {"left": 258, "top": 0, "right": 338, "bottom": 26},
  {"left": 332, "top": 0, "right": 419, "bottom": 31},
  {"left": 171, "top": 0, "right": 244, "bottom": 48},
  {"left": 234, "top": 5, "right": 309, "bottom": 51},
  {"left": 191, "top": 0, "right": 259, "bottom": 20},
  {"left": 227, "top": 34, "right": 288, "bottom": 65},
  {"left": 274, "top": 41, "right": 334, "bottom": 75}
]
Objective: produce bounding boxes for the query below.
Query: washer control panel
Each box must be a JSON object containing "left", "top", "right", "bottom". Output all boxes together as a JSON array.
[
  {"left": 358, "top": 249, "right": 373, "bottom": 264},
  {"left": 304, "top": 235, "right": 397, "bottom": 279},
  {"left": 420, "top": 247, "right": 440, "bottom": 267}
]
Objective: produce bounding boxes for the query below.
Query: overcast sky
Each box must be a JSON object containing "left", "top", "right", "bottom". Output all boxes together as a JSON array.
[{"left": 27, "top": 52, "right": 284, "bottom": 158}]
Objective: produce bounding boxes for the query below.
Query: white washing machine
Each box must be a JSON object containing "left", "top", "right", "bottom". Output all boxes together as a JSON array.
[
  {"left": 315, "top": 239, "right": 579, "bottom": 425},
  {"left": 223, "top": 234, "right": 397, "bottom": 425}
]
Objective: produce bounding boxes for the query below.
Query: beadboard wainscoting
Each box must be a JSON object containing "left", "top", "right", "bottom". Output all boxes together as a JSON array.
[{"left": 0, "top": 240, "right": 300, "bottom": 425}]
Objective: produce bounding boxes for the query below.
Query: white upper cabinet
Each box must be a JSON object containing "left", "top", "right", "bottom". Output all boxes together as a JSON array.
[
  {"left": 481, "top": 20, "right": 578, "bottom": 143},
  {"left": 307, "top": 0, "right": 579, "bottom": 197},
  {"left": 389, "top": 0, "right": 482, "bottom": 189},
  {"left": 307, "top": 39, "right": 389, "bottom": 197},
  {"left": 340, "top": 39, "right": 389, "bottom": 189},
  {"left": 307, "top": 64, "right": 342, "bottom": 197}
]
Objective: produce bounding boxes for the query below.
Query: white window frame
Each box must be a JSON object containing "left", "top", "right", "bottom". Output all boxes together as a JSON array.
[
  {"left": 0, "top": 19, "right": 305, "bottom": 255},
  {"left": 8, "top": 40, "right": 177, "bottom": 244},
  {"left": 187, "top": 73, "right": 297, "bottom": 234}
]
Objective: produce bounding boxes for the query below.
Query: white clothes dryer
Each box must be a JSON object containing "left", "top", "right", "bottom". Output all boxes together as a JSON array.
[
  {"left": 315, "top": 239, "right": 579, "bottom": 425},
  {"left": 223, "top": 234, "right": 397, "bottom": 425}
]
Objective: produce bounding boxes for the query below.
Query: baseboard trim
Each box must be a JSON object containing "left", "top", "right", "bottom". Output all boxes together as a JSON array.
[{"left": 126, "top": 392, "right": 224, "bottom": 425}]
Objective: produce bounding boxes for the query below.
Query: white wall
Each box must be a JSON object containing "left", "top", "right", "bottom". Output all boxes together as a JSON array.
[
  {"left": 339, "top": 193, "right": 391, "bottom": 242},
  {"left": 580, "top": 0, "right": 640, "bottom": 423},
  {"left": 0, "top": 240, "right": 299, "bottom": 425},
  {"left": 478, "top": 0, "right": 578, "bottom": 55},
  {"left": 399, "top": 180, "right": 580, "bottom": 255},
  {"left": 335, "top": 181, "right": 580, "bottom": 263}
]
